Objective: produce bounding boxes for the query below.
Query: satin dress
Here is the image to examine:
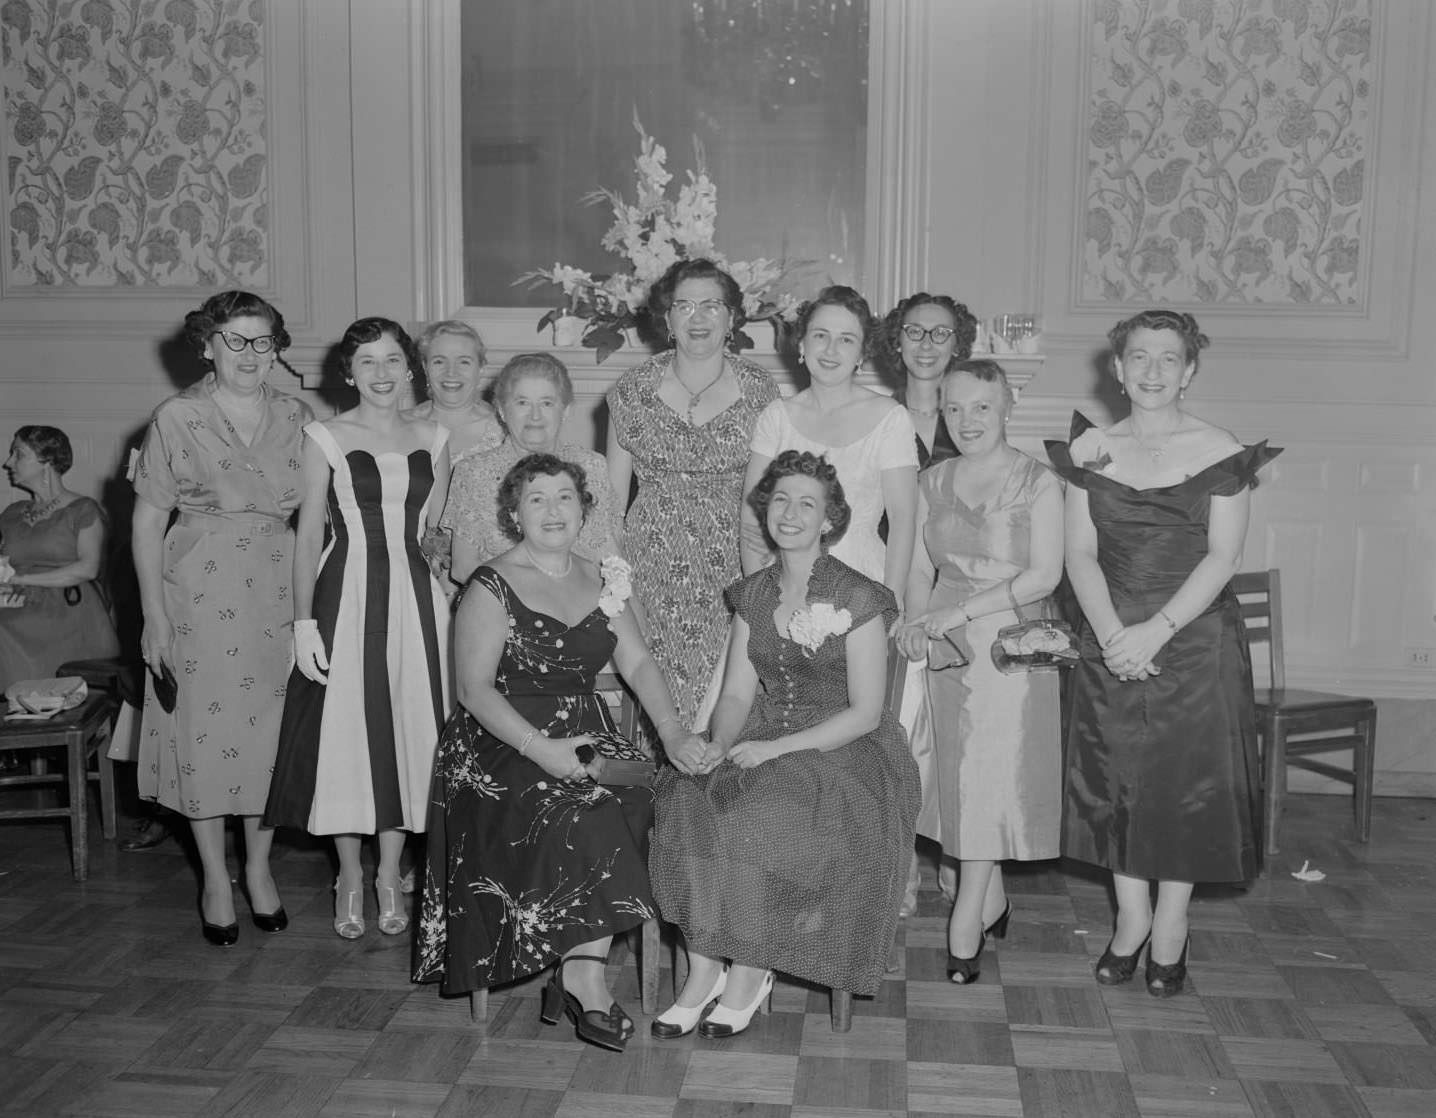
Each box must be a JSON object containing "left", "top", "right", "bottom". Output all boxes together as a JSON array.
[
  {"left": 1048, "top": 414, "right": 1281, "bottom": 882},
  {"left": 920, "top": 454, "right": 1062, "bottom": 861}
]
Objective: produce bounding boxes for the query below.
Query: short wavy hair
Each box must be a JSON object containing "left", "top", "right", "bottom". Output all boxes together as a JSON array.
[
  {"left": 492, "top": 352, "right": 574, "bottom": 409},
  {"left": 183, "top": 290, "right": 292, "bottom": 354},
  {"left": 943, "top": 358, "right": 1015, "bottom": 414},
  {"left": 878, "top": 292, "right": 978, "bottom": 381},
  {"left": 647, "top": 258, "right": 745, "bottom": 331},
  {"left": 1108, "top": 309, "right": 1210, "bottom": 369},
  {"left": 748, "top": 449, "right": 851, "bottom": 550},
  {"left": 415, "top": 319, "right": 486, "bottom": 367},
  {"left": 796, "top": 285, "right": 876, "bottom": 360},
  {"left": 336, "top": 317, "right": 418, "bottom": 380},
  {"left": 14, "top": 425, "right": 73, "bottom": 474},
  {"left": 496, "top": 453, "right": 596, "bottom": 542}
]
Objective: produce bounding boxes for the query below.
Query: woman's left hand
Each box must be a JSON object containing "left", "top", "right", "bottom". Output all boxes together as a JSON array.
[
  {"left": 667, "top": 733, "right": 709, "bottom": 776},
  {"left": 726, "top": 740, "right": 782, "bottom": 769}
]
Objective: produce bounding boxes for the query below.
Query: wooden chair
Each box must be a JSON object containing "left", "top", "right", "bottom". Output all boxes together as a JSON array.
[
  {"left": 468, "top": 670, "right": 660, "bottom": 1024},
  {"left": 1230, "top": 570, "right": 1377, "bottom": 855},
  {"left": 0, "top": 692, "right": 116, "bottom": 880}
]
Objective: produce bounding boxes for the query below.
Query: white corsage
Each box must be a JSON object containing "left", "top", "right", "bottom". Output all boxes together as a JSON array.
[
  {"left": 0, "top": 554, "right": 13, "bottom": 585},
  {"left": 598, "top": 555, "right": 633, "bottom": 619},
  {"left": 787, "top": 601, "right": 852, "bottom": 656}
]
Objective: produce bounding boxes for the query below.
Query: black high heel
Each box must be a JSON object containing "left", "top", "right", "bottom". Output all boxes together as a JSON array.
[
  {"left": 199, "top": 896, "right": 238, "bottom": 947},
  {"left": 1095, "top": 933, "right": 1150, "bottom": 985},
  {"left": 947, "top": 902, "right": 1013, "bottom": 984},
  {"left": 984, "top": 901, "right": 1013, "bottom": 940},
  {"left": 539, "top": 954, "right": 633, "bottom": 1052},
  {"left": 1146, "top": 937, "right": 1190, "bottom": 998},
  {"left": 252, "top": 908, "right": 288, "bottom": 933}
]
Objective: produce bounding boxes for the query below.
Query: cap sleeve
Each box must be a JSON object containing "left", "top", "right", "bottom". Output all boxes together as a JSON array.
[
  {"left": 724, "top": 568, "right": 770, "bottom": 625},
  {"left": 837, "top": 572, "right": 898, "bottom": 633},
  {"left": 66, "top": 497, "right": 106, "bottom": 532},
  {"left": 1209, "top": 442, "right": 1283, "bottom": 496},
  {"left": 131, "top": 403, "right": 183, "bottom": 510},
  {"left": 749, "top": 399, "right": 784, "bottom": 458},
  {"left": 875, "top": 405, "right": 920, "bottom": 471}
]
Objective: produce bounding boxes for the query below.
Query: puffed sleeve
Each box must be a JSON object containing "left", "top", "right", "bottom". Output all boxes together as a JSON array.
[
  {"left": 131, "top": 403, "right": 183, "bottom": 510},
  {"left": 749, "top": 398, "right": 784, "bottom": 457}
]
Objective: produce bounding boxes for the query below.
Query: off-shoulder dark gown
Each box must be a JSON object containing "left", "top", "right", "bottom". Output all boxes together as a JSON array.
[{"left": 1047, "top": 415, "right": 1281, "bottom": 883}]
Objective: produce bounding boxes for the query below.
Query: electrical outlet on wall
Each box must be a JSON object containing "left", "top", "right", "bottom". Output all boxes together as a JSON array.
[{"left": 1407, "top": 647, "right": 1436, "bottom": 668}]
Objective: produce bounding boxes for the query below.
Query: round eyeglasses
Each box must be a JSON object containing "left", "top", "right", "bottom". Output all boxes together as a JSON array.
[
  {"left": 901, "top": 323, "right": 956, "bottom": 345},
  {"left": 670, "top": 298, "right": 729, "bottom": 318},
  {"left": 214, "top": 330, "right": 278, "bottom": 355}
]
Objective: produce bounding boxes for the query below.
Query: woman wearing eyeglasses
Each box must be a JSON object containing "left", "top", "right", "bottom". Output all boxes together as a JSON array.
[
  {"left": 131, "top": 290, "right": 313, "bottom": 945},
  {"left": 607, "top": 259, "right": 778, "bottom": 725},
  {"left": 881, "top": 293, "right": 980, "bottom": 469}
]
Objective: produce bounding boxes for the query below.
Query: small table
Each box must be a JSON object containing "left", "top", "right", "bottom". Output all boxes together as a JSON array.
[{"left": 0, "top": 693, "right": 117, "bottom": 880}]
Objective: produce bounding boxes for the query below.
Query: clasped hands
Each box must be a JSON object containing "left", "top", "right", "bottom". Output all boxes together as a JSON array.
[
  {"left": 669, "top": 733, "right": 784, "bottom": 774},
  {"left": 1101, "top": 617, "right": 1169, "bottom": 682}
]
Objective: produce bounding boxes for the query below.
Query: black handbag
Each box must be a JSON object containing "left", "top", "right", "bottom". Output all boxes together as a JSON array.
[
  {"left": 990, "top": 582, "right": 1079, "bottom": 674},
  {"left": 575, "top": 731, "right": 656, "bottom": 787}
]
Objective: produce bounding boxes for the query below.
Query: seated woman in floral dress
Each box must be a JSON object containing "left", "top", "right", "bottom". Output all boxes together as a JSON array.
[
  {"left": 649, "top": 451, "right": 921, "bottom": 1040},
  {"left": 414, "top": 453, "right": 703, "bottom": 1054}
]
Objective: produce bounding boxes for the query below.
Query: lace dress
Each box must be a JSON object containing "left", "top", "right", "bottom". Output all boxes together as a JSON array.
[
  {"left": 649, "top": 556, "right": 920, "bottom": 996},
  {"left": 413, "top": 569, "right": 655, "bottom": 996},
  {"left": 1048, "top": 414, "right": 1281, "bottom": 883}
]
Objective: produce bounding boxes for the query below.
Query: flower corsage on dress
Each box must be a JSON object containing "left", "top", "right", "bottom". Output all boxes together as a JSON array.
[{"left": 787, "top": 601, "right": 852, "bottom": 657}]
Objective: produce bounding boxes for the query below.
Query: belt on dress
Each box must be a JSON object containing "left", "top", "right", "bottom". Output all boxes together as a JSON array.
[{"left": 176, "top": 511, "right": 291, "bottom": 536}]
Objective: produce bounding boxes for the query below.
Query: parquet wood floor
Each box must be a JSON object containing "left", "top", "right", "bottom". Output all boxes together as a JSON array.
[{"left": 0, "top": 794, "right": 1432, "bottom": 1117}]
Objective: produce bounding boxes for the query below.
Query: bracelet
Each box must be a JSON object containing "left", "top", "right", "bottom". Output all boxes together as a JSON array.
[
  {"left": 1156, "top": 610, "right": 1178, "bottom": 631},
  {"left": 517, "top": 729, "right": 537, "bottom": 757}
]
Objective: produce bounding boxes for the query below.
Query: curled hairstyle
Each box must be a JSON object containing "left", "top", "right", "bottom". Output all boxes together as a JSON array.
[
  {"left": 183, "top": 290, "right": 292, "bottom": 354},
  {"left": 1108, "top": 309, "right": 1210, "bottom": 369},
  {"left": 943, "top": 359, "right": 1015, "bottom": 414},
  {"left": 796, "top": 285, "right": 875, "bottom": 359},
  {"left": 647, "top": 258, "right": 745, "bottom": 331},
  {"left": 336, "top": 317, "right": 418, "bottom": 380},
  {"left": 14, "top": 425, "right": 73, "bottom": 474},
  {"left": 749, "top": 449, "right": 851, "bottom": 550},
  {"left": 496, "top": 453, "right": 596, "bottom": 542},
  {"left": 415, "top": 319, "right": 486, "bottom": 367},
  {"left": 493, "top": 351, "right": 574, "bottom": 409},
  {"left": 878, "top": 292, "right": 978, "bottom": 381}
]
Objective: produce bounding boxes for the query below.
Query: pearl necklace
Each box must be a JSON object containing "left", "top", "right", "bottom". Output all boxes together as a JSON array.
[{"left": 523, "top": 543, "right": 572, "bottom": 579}]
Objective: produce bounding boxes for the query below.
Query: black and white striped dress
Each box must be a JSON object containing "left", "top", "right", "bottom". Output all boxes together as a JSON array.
[{"left": 265, "top": 422, "right": 450, "bottom": 835}]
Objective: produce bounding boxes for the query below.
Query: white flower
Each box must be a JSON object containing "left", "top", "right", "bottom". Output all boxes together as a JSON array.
[
  {"left": 598, "top": 556, "right": 634, "bottom": 619},
  {"left": 0, "top": 554, "right": 13, "bottom": 585},
  {"left": 786, "top": 601, "right": 853, "bottom": 654}
]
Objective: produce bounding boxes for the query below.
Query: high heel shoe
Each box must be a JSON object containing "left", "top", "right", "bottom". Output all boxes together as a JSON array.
[
  {"left": 252, "top": 907, "right": 288, "bottom": 933},
  {"left": 1095, "top": 932, "right": 1150, "bottom": 985},
  {"left": 333, "top": 878, "right": 364, "bottom": 940},
  {"left": 199, "top": 895, "right": 238, "bottom": 947},
  {"left": 1146, "top": 937, "right": 1190, "bottom": 998},
  {"left": 984, "top": 901, "right": 1013, "bottom": 940},
  {"left": 652, "top": 965, "right": 728, "bottom": 1039},
  {"left": 539, "top": 954, "right": 633, "bottom": 1052},
  {"left": 697, "top": 970, "right": 774, "bottom": 1039},
  {"left": 375, "top": 877, "right": 408, "bottom": 936}
]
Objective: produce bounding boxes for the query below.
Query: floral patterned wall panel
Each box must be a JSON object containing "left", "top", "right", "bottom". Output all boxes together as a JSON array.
[
  {"left": 3, "top": 0, "right": 268, "bottom": 288},
  {"left": 1084, "top": 0, "right": 1371, "bottom": 306}
]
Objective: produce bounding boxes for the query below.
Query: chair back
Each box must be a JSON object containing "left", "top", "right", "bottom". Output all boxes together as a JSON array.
[{"left": 1229, "top": 569, "right": 1285, "bottom": 691}]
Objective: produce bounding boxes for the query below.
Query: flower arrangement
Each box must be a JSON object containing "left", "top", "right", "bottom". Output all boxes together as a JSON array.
[
  {"left": 787, "top": 602, "right": 852, "bottom": 656},
  {"left": 598, "top": 556, "right": 634, "bottom": 620},
  {"left": 518, "top": 113, "right": 802, "bottom": 363}
]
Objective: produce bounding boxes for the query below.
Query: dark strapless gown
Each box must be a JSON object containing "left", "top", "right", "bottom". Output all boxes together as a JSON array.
[{"left": 1047, "top": 415, "right": 1281, "bottom": 883}]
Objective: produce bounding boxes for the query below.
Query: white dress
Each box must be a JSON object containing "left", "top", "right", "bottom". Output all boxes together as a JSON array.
[{"left": 749, "top": 400, "right": 918, "bottom": 579}]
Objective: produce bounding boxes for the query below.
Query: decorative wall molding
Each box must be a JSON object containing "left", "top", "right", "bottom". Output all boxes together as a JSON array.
[{"left": 1037, "top": 0, "right": 1429, "bottom": 360}]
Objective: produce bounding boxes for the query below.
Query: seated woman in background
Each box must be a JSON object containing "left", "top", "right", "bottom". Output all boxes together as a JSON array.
[
  {"left": 650, "top": 451, "right": 920, "bottom": 1040},
  {"left": 0, "top": 425, "right": 120, "bottom": 685},
  {"left": 897, "top": 360, "right": 1065, "bottom": 984},
  {"left": 444, "top": 353, "right": 620, "bottom": 585},
  {"left": 414, "top": 454, "right": 703, "bottom": 1054},
  {"left": 265, "top": 317, "right": 451, "bottom": 941}
]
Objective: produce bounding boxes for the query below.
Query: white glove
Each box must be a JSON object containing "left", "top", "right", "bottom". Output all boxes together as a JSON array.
[{"left": 293, "top": 619, "right": 330, "bottom": 684}]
